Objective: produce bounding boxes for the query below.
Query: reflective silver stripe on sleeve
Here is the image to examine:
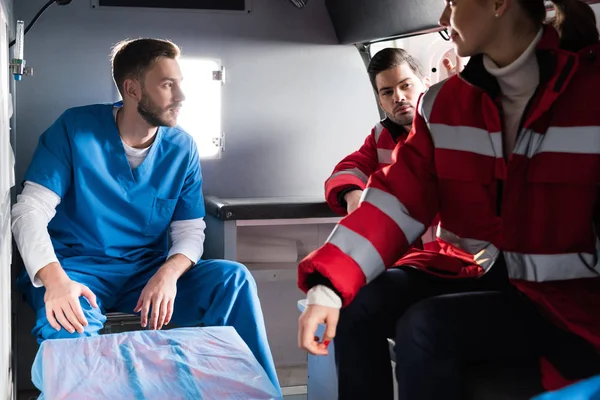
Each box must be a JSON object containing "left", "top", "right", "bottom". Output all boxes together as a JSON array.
[
  {"left": 377, "top": 148, "right": 393, "bottom": 164},
  {"left": 373, "top": 122, "right": 384, "bottom": 143},
  {"left": 327, "top": 168, "right": 369, "bottom": 185},
  {"left": 326, "top": 224, "right": 386, "bottom": 283},
  {"left": 418, "top": 80, "right": 445, "bottom": 124},
  {"left": 361, "top": 188, "right": 425, "bottom": 244}
]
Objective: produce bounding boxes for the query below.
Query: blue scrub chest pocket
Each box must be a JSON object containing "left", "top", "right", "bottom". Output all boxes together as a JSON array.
[{"left": 145, "top": 197, "right": 178, "bottom": 236}]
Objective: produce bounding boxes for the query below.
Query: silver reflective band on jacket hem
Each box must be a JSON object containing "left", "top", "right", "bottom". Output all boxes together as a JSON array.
[
  {"left": 505, "top": 243, "right": 600, "bottom": 282},
  {"left": 361, "top": 188, "right": 425, "bottom": 245},
  {"left": 438, "top": 226, "right": 600, "bottom": 281},
  {"left": 436, "top": 226, "right": 499, "bottom": 271},
  {"left": 326, "top": 224, "right": 386, "bottom": 283},
  {"left": 327, "top": 168, "right": 369, "bottom": 185}
]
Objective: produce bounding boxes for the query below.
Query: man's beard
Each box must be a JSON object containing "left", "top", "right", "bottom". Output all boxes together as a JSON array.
[
  {"left": 389, "top": 112, "right": 413, "bottom": 127},
  {"left": 137, "top": 92, "right": 177, "bottom": 128}
]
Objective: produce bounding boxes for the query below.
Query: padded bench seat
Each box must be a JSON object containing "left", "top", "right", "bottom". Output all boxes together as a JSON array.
[
  {"left": 204, "top": 195, "right": 338, "bottom": 221},
  {"left": 101, "top": 312, "right": 142, "bottom": 334}
]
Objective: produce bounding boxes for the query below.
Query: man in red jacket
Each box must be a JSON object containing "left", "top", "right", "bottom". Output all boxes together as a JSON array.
[
  {"left": 325, "top": 48, "right": 446, "bottom": 251},
  {"left": 326, "top": 48, "right": 457, "bottom": 221},
  {"left": 313, "top": 48, "right": 509, "bottom": 400}
]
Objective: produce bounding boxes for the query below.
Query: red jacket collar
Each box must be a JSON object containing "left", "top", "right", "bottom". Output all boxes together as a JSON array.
[{"left": 537, "top": 25, "right": 561, "bottom": 51}]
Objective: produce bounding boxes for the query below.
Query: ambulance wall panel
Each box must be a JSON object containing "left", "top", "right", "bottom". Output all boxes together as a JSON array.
[
  {"left": 14, "top": 0, "right": 380, "bottom": 199},
  {"left": 0, "top": 1, "right": 15, "bottom": 398},
  {"left": 0, "top": 0, "right": 11, "bottom": 34}
]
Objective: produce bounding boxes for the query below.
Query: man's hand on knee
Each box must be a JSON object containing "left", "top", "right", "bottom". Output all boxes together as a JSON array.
[
  {"left": 134, "top": 268, "right": 177, "bottom": 330},
  {"left": 298, "top": 304, "right": 339, "bottom": 356},
  {"left": 38, "top": 262, "right": 99, "bottom": 334}
]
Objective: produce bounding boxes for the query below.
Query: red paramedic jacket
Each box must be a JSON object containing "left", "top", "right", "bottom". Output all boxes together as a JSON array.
[
  {"left": 325, "top": 118, "right": 440, "bottom": 253},
  {"left": 300, "top": 27, "right": 600, "bottom": 391}
]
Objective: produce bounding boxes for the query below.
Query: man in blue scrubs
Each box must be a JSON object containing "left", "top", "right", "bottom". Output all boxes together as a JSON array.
[{"left": 12, "top": 38, "right": 280, "bottom": 390}]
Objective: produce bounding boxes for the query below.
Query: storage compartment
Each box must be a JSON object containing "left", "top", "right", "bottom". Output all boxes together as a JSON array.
[
  {"left": 203, "top": 196, "right": 340, "bottom": 390},
  {"left": 232, "top": 222, "right": 337, "bottom": 388},
  {"left": 325, "top": 0, "right": 445, "bottom": 44}
]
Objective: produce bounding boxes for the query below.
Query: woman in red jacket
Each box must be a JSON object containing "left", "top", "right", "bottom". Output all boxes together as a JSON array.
[{"left": 298, "top": 0, "right": 600, "bottom": 399}]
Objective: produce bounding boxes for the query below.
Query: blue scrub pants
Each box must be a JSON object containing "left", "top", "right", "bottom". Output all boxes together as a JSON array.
[{"left": 18, "top": 259, "right": 281, "bottom": 391}]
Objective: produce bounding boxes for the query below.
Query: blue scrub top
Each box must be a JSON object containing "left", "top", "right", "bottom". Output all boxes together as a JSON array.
[{"left": 24, "top": 103, "right": 206, "bottom": 269}]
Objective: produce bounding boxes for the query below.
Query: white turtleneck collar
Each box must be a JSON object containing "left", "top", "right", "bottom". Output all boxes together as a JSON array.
[
  {"left": 483, "top": 28, "right": 543, "bottom": 98},
  {"left": 482, "top": 29, "right": 543, "bottom": 159}
]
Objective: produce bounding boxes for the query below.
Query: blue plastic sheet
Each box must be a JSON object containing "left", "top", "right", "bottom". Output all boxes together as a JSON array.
[
  {"left": 32, "top": 326, "right": 281, "bottom": 399},
  {"left": 533, "top": 375, "right": 600, "bottom": 400}
]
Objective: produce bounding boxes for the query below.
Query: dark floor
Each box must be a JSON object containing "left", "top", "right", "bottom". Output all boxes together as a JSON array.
[{"left": 17, "top": 390, "right": 39, "bottom": 400}]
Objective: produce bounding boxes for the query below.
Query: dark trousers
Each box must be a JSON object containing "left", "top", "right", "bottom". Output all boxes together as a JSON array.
[
  {"left": 334, "top": 264, "right": 600, "bottom": 400},
  {"left": 334, "top": 263, "right": 509, "bottom": 400},
  {"left": 394, "top": 289, "right": 600, "bottom": 400}
]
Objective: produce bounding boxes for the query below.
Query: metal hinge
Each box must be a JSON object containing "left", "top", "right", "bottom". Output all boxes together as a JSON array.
[
  {"left": 212, "top": 132, "right": 225, "bottom": 152},
  {"left": 212, "top": 66, "right": 226, "bottom": 83}
]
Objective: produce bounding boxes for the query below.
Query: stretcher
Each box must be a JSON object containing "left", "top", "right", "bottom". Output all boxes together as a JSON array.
[{"left": 32, "top": 326, "right": 281, "bottom": 399}]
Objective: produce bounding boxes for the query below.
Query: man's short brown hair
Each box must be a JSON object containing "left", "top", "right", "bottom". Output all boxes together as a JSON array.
[
  {"left": 367, "top": 48, "right": 425, "bottom": 92},
  {"left": 111, "top": 38, "right": 181, "bottom": 97}
]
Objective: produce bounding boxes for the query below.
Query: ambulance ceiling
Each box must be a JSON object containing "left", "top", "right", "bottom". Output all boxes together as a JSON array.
[
  {"left": 325, "top": 0, "right": 445, "bottom": 44},
  {"left": 326, "top": 0, "right": 600, "bottom": 45}
]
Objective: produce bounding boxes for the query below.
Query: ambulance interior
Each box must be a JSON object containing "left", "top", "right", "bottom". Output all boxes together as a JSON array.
[{"left": 0, "top": 0, "right": 599, "bottom": 399}]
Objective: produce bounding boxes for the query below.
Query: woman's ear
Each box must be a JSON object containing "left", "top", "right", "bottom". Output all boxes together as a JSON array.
[{"left": 493, "top": 0, "right": 509, "bottom": 18}]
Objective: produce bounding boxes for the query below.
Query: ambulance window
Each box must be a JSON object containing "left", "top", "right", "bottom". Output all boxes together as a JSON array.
[
  {"left": 368, "top": 32, "right": 469, "bottom": 84},
  {"left": 178, "top": 58, "right": 223, "bottom": 159}
]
